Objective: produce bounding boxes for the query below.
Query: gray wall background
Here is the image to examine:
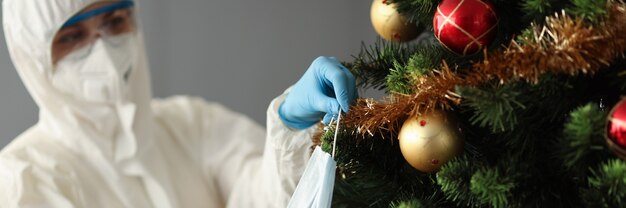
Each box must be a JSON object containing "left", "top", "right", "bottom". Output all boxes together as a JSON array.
[{"left": 0, "top": 1, "right": 377, "bottom": 147}]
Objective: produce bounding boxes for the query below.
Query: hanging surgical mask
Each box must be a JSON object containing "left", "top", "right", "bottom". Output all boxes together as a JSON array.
[
  {"left": 288, "top": 146, "right": 336, "bottom": 208},
  {"left": 51, "top": 33, "right": 138, "bottom": 103},
  {"left": 288, "top": 110, "right": 342, "bottom": 208}
]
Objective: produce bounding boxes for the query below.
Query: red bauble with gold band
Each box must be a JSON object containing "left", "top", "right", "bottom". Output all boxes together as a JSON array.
[
  {"left": 607, "top": 98, "right": 626, "bottom": 160},
  {"left": 433, "top": 0, "right": 498, "bottom": 55}
]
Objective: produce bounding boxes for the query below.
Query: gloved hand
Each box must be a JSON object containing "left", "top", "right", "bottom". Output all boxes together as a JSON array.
[{"left": 279, "top": 56, "right": 357, "bottom": 129}]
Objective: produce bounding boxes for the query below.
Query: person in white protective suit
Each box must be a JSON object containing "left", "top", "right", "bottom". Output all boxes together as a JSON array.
[{"left": 0, "top": 0, "right": 357, "bottom": 207}]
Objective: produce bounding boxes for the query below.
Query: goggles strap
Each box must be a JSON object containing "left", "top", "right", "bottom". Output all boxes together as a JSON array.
[{"left": 62, "top": 0, "right": 135, "bottom": 28}]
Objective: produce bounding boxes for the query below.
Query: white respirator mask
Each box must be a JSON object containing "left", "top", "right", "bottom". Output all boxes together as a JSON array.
[{"left": 51, "top": 33, "right": 138, "bottom": 103}]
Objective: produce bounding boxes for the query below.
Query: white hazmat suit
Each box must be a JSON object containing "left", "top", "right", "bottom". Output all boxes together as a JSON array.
[{"left": 0, "top": 0, "right": 315, "bottom": 207}]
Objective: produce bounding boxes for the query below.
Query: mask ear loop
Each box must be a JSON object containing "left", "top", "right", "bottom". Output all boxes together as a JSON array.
[{"left": 332, "top": 108, "right": 342, "bottom": 158}]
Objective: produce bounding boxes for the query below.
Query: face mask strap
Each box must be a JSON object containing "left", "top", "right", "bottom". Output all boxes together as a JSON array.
[
  {"left": 325, "top": 108, "right": 342, "bottom": 158},
  {"left": 333, "top": 109, "right": 343, "bottom": 158},
  {"left": 62, "top": 0, "right": 135, "bottom": 28}
]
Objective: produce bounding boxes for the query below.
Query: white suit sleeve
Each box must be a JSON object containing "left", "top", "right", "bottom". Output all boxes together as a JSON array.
[
  {"left": 0, "top": 149, "right": 82, "bottom": 208},
  {"left": 223, "top": 93, "right": 316, "bottom": 208},
  {"left": 198, "top": 93, "right": 316, "bottom": 207},
  {"left": 155, "top": 93, "right": 315, "bottom": 207}
]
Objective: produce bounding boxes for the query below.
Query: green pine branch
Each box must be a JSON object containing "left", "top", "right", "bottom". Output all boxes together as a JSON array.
[
  {"left": 437, "top": 156, "right": 482, "bottom": 207},
  {"left": 321, "top": 127, "right": 437, "bottom": 208},
  {"left": 566, "top": 0, "right": 608, "bottom": 23},
  {"left": 582, "top": 159, "right": 626, "bottom": 207},
  {"left": 346, "top": 38, "right": 419, "bottom": 91},
  {"left": 457, "top": 83, "right": 526, "bottom": 133},
  {"left": 470, "top": 167, "right": 516, "bottom": 208},
  {"left": 389, "top": 199, "right": 427, "bottom": 208},
  {"left": 389, "top": 0, "right": 438, "bottom": 29},
  {"left": 522, "top": 0, "right": 554, "bottom": 17},
  {"left": 520, "top": 0, "right": 569, "bottom": 23},
  {"left": 558, "top": 103, "right": 608, "bottom": 173},
  {"left": 386, "top": 45, "right": 444, "bottom": 94}
]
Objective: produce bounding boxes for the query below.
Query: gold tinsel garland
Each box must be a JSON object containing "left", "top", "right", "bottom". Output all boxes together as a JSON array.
[{"left": 344, "top": 2, "right": 626, "bottom": 137}]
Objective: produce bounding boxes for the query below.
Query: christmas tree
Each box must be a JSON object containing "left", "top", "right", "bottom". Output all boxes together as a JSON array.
[{"left": 316, "top": 0, "right": 626, "bottom": 207}]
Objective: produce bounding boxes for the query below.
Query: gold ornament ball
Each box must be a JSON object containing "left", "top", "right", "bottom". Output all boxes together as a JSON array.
[
  {"left": 398, "top": 112, "right": 463, "bottom": 172},
  {"left": 370, "top": 0, "right": 421, "bottom": 42}
]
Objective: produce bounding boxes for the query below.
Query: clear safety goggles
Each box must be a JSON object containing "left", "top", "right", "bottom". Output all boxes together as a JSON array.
[{"left": 51, "top": 1, "right": 136, "bottom": 65}]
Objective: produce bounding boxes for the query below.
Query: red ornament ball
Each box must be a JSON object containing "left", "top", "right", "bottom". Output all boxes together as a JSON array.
[
  {"left": 607, "top": 99, "right": 626, "bottom": 149},
  {"left": 433, "top": 0, "right": 498, "bottom": 55}
]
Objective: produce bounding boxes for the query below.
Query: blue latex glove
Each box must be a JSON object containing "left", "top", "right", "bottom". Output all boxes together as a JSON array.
[{"left": 279, "top": 56, "right": 357, "bottom": 129}]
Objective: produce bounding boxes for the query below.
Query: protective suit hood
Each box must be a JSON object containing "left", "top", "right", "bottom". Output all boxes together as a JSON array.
[{"left": 2, "top": 0, "right": 152, "bottom": 162}]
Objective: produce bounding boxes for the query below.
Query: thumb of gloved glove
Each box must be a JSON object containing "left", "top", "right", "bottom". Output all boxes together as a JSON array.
[{"left": 279, "top": 56, "right": 357, "bottom": 129}]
